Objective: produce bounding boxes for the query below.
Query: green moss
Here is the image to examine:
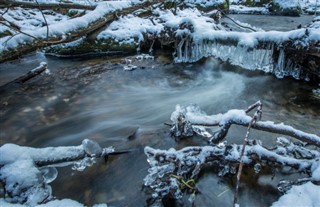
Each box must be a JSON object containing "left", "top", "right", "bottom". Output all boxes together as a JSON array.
[
  {"left": 164, "top": 1, "right": 175, "bottom": 10},
  {"left": 45, "top": 38, "right": 137, "bottom": 56},
  {"left": 270, "top": 3, "right": 302, "bottom": 16},
  {"left": 0, "top": 30, "right": 12, "bottom": 38}
]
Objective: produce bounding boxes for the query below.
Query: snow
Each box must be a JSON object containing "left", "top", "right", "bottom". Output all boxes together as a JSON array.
[
  {"left": 0, "top": 1, "right": 133, "bottom": 52},
  {"left": 272, "top": 182, "right": 320, "bottom": 207},
  {"left": 1, "top": 8, "right": 69, "bottom": 33},
  {"left": 274, "top": 0, "right": 300, "bottom": 8},
  {"left": 0, "top": 198, "right": 108, "bottom": 207},
  {"left": 230, "top": 5, "right": 270, "bottom": 14},
  {"left": 311, "top": 158, "right": 320, "bottom": 181},
  {"left": 0, "top": 140, "right": 113, "bottom": 206},
  {"left": 98, "top": 14, "right": 163, "bottom": 44}
]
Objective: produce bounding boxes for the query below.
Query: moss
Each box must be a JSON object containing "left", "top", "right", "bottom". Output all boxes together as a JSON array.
[
  {"left": 0, "top": 30, "right": 12, "bottom": 38},
  {"left": 164, "top": 1, "right": 177, "bottom": 10},
  {"left": 270, "top": 3, "right": 302, "bottom": 16},
  {"left": 45, "top": 38, "right": 137, "bottom": 56}
]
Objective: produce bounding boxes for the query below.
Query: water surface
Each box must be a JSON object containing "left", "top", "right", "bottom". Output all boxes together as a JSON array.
[{"left": 0, "top": 51, "right": 319, "bottom": 206}]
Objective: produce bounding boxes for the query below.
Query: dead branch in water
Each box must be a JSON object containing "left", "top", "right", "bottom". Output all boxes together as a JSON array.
[{"left": 0, "top": 62, "right": 48, "bottom": 93}]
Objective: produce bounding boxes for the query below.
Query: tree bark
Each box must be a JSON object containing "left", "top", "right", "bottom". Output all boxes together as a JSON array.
[{"left": 0, "top": 0, "right": 96, "bottom": 10}]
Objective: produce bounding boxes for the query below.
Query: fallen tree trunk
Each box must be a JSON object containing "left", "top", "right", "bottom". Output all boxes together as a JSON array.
[
  {"left": 0, "top": 0, "right": 96, "bottom": 10},
  {"left": 0, "top": 0, "right": 164, "bottom": 63}
]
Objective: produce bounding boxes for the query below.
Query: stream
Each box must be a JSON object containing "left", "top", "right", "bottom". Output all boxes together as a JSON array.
[{"left": 0, "top": 15, "right": 319, "bottom": 207}]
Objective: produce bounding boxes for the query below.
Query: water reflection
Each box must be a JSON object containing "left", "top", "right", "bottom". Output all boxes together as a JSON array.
[{"left": 0, "top": 53, "right": 319, "bottom": 206}]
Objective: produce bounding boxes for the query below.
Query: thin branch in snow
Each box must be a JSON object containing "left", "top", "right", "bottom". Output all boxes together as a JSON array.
[
  {"left": 0, "top": 6, "right": 10, "bottom": 16},
  {"left": 0, "top": 20, "right": 38, "bottom": 42},
  {"left": 35, "top": 0, "right": 49, "bottom": 40}
]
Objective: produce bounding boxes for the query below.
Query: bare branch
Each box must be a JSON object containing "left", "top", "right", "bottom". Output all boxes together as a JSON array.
[
  {"left": 0, "top": 0, "right": 96, "bottom": 10},
  {"left": 0, "top": 20, "right": 38, "bottom": 40},
  {"left": 0, "top": 62, "right": 47, "bottom": 92},
  {"left": 35, "top": 0, "right": 49, "bottom": 40},
  {"left": 234, "top": 101, "right": 262, "bottom": 206}
]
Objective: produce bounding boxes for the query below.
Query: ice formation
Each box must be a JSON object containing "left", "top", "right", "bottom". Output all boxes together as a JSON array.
[{"left": 0, "top": 139, "right": 114, "bottom": 206}]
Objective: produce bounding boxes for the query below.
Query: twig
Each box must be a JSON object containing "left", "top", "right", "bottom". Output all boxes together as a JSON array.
[
  {"left": 0, "top": 6, "right": 10, "bottom": 16},
  {"left": 233, "top": 102, "right": 262, "bottom": 206},
  {"left": 0, "top": 21, "right": 38, "bottom": 40},
  {"left": 35, "top": 0, "right": 49, "bottom": 40}
]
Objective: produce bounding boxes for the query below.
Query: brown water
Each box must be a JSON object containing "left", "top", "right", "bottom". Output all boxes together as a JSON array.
[{"left": 0, "top": 51, "right": 319, "bottom": 207}]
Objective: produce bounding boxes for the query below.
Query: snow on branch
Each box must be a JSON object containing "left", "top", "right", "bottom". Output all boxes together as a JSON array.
[
  {"left": 0, "top": 139, "right": 114, "bottom": 205},
  {"left": 143, "top": 138, "right": 320, "bottom": 206},
  {"left": 0, "top": 0, "right": 165, "bottom": 62},
  {"left": 143, "top": 101, "right": 320, "bottom": 206},
  {"left": 170, "top": 101, "right": 320, "bottom": 147}
]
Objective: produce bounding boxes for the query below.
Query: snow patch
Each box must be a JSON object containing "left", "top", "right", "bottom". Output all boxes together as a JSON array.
[{"left": 272, "top": 182, "right": 320, "bottom": 207}]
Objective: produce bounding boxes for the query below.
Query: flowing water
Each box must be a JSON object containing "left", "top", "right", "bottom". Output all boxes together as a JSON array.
[{"left": 0, "top": 50, "right": 319, "bottom": 207}]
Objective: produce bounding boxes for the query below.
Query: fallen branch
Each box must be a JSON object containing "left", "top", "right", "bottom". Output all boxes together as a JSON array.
[
  {"left": 0, "top": 0, "right": 165, "bottom": 63},
  {"left": 170, "top": 102, "right": 320, "bottom": 147},
  {"left": 0, "top": 62, "right": 47, "bottom": 92},
  {"left": 0, "top": 0, "right": 96, "bottom": 10},
  {"left": 143, "top": 137, "right": 319, "bottom": 205}
]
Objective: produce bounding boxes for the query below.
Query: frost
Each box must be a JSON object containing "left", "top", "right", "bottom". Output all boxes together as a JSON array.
[
  {"left": 254, "top": 163, "right": 261, "bottom": 174},
  {"left": 72, "top": 157, "right": 96, "bottom": 171}
]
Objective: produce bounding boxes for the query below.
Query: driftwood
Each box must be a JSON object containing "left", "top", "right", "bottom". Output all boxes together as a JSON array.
[
  {"left": 0, "top": 62, "right": 47, "bottom": 93},
  {"left": 0, "top": 0, "right": 165, "bottom": 63}
]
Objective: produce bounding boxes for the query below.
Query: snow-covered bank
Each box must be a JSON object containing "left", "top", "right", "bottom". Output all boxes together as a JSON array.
[{"left": 0, "top": 139, "right": 114, "bottom": 206}]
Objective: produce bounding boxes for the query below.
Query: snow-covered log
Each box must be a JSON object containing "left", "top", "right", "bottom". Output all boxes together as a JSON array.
[
  {"left": 170, "top": 102, "right": 320, "bottom": 147},
  {"left": 0, "top": 0, "right": 165, "bottom": 63},
  {"left": 0, "top": 139, "right": 114, "bottom": 205}
]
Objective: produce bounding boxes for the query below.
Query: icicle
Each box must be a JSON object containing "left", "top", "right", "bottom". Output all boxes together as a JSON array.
[{"left": 274, "top": 47, "right": 285, "bottom": 78}]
